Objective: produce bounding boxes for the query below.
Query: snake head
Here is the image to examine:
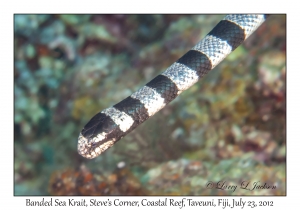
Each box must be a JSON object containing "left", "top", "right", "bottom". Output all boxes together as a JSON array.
[{"left": 77, "top": 112, "right": 122, "bottom": 159}]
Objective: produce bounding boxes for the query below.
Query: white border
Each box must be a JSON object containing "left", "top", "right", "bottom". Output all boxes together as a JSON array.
[{"left": 3, "top": 0, "right": 295, "bottom": 208}]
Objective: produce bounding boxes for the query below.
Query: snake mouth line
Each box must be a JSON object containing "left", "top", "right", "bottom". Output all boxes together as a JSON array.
[{"left": 77, "top": 133, "right": 117, "bottom": 159}]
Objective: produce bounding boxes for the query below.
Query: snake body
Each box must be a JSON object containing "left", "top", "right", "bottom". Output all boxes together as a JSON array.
[{"left": 78, "top": 14, "right": 268, "bottom": 159}]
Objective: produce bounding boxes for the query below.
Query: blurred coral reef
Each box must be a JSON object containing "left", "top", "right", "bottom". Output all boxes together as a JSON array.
[{"left": 14, "top": 15, "right": 286, "bottom": 195}]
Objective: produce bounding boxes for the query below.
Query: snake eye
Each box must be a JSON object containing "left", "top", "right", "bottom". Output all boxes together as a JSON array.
[{"left": 91, "top": 141, "right": 98, "bottom": 147}]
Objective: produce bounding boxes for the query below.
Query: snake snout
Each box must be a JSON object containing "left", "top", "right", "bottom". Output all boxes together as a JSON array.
[{"left": 77, "top": 132, "right": 117, "bottom": 159}]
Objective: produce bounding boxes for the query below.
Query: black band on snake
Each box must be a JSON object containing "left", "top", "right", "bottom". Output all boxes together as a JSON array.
[{"left": 77, "top": 14, "right": 269, "bottom": 159}]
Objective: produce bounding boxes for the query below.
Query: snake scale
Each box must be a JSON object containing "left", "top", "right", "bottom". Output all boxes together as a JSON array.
[{"left": 78, "top": 14, "right": 269, "bottom": 159}]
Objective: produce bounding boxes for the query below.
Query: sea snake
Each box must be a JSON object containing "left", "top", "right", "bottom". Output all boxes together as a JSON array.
[{"left": 78, "top": 14, "right": 269, "bottom": 159}]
